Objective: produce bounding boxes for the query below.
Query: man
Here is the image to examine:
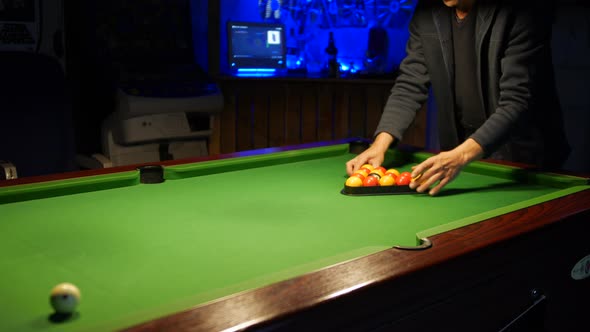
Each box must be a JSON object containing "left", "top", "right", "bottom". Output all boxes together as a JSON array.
[{"left": 346, "top": 0, "right": 569, "bottom": 196}]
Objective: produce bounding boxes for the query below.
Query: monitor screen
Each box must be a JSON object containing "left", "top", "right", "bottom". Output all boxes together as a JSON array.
[
  {"left": 227, "top": 21, "right": 286, "bottom": 71},
  {"left": 0, "top": 0, "right": 38, "bottom": 51},
  {"left": 0, "top": 0, "right": 35, "bottom": 22}
]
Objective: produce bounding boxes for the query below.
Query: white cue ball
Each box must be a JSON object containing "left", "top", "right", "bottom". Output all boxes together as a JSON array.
[{"left": 49, "top": 282, "right": 81, "bottom": 314}]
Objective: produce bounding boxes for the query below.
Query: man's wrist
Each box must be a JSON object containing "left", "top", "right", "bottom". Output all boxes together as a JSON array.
[
  {"left": 458, "top": 138, "right": 484, "bottom": 165},
  {"left": 372, "top": 132, "right": 395, "bottom": 152}
]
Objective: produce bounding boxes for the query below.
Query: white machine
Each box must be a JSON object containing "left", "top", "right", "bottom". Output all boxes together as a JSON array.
[{"left": 78, "top": 84, "right": 223, "bottom": 168}]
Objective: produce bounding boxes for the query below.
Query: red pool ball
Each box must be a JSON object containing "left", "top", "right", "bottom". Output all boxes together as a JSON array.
[
  {"left": 396, "top": 172, "right": 412, "bottom": 186},
  {"left": 363, "top": 175, "right": 380, "bottom": 187}
]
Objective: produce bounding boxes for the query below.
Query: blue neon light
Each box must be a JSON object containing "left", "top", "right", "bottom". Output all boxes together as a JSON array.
[{"left": 237, "top": 68, "right": 277, "bottom": 73}]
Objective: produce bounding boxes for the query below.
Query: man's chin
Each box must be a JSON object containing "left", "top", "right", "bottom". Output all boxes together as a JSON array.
[
  {"left": 442, "top": 0, "right": 474, "bottom": 10},
  {"left": 442, "top": 0, "right": 458, "bottom": 7}
]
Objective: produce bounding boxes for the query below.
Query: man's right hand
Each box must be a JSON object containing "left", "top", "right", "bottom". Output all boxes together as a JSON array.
[{"left": 345, "top": 132, "right": 395, "bottom": 175}]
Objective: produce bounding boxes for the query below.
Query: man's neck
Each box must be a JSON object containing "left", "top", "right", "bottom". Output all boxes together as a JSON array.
[
  {"left": 456, "top": 8, "right": 470, "bottom": 19},
  {"left": 455, "top": 0, "right": 474, "bottom": 19}
]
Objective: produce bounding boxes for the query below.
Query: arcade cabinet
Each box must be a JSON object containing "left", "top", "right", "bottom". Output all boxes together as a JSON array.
[{"left": 0, "top": 0, "right": 74, "bottom": 180}]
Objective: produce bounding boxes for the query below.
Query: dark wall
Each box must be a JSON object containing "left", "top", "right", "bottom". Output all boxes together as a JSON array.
[
  {"left": 64, "top": 0, "right": 209, "bottom": 155},
  {"left": 64, "top": 0, "right": 117, "bottom": 155},
  {"left": 552, "top": 2, "right": 590, "bottom": 172}
]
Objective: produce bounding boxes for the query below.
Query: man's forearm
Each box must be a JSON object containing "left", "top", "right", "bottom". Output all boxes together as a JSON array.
[{"left": 372, "top": 132, "right": 396, "bottom": 153}]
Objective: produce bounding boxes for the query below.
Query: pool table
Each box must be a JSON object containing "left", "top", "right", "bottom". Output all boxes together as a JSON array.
[{"left": 0, "top": 141, "right": 589, "bottom": 332}]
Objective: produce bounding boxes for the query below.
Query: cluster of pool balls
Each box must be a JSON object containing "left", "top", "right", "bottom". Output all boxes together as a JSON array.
[{"left": 345, "top": 164, "right": 414, "bottom": 187}]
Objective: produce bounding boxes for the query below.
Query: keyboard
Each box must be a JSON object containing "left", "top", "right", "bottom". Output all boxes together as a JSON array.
[{"left": 0, "top": 23, "right": 34, "bottom": 44}]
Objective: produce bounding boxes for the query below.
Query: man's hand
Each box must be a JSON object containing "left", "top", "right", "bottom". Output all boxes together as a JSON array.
[
  {"left": 346, "top": 133, "right": 394, "bottom": 175},
  {"left": 410, "top": 138, "right": 484, "bottom": 196}
]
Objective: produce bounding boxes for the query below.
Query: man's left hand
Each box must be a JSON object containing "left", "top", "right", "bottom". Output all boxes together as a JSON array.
[{"left": 409, "top": 138, "right": 484, "bottom": 196}]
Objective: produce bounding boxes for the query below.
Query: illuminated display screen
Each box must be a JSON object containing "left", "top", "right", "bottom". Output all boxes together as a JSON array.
[{"left": 228, "top": 21, "right": 286, "bottom": 70}]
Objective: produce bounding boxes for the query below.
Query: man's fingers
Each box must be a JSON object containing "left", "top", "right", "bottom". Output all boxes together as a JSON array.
[
  {"left": 429, "top": 176, "right": 451, "bottom": 196},
  {"left": 415, "top": 171, "right": 443, "bottom": 193},
  {"left": 411, "top": 158, "right": 434, "bottom": 179},
  {"left": 346, "top": 157, "right": 367, "bottom": 175},
  {"left": 411, "top": 164, "right": 456, "bottom": 194},
  {"left": 345, "top": 161, "right": 355, "bottom": 175}
]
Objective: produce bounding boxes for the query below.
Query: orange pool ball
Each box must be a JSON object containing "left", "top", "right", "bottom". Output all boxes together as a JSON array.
[
  {"left": 379, "top": 174, "right": 396, "bottom": 186},
  {"left": 354, "top": 168, "right": 370, "bottom": 177},
  {"left": 385, "top": 168, "right": 400, "bottom": 177},
  {"left": 351, "top": 173, "right": 366, "bottom": 181},
  {"left": 361, "top": 164, "right": 374, "bottom": 171},
  {"left": 345, "top": 176, "right": 363, "bottom": 187},
  {"left": 359, "top": 167, "right": 372, "bottom": 174}
]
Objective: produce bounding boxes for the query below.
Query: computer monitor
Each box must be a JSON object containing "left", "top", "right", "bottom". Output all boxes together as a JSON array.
[
  {"left": 0, "top": 0, "right": 39, "bottom": 51},
  {"left": 227, "top": 21, "right": 286, "bottom": 74}
]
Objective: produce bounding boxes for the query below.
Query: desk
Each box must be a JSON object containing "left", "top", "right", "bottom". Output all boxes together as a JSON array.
[{"left": 0, "top": 141, "right": 588, "bottom": 331}]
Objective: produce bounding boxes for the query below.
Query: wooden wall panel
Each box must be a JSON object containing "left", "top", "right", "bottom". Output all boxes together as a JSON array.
[
  {"left": 301, "top": 84, "right": 318, "bottom": 143},
  {"left": 209, "top": 78, "right": 427, "bottom": 155},
  {"left": 284, "top": 85, "right": 302, "bottom": 146},
  {"left": 253, "top": 93, "right": 269, "bottom": 149},
  {"left": 348, "top": 91, "right": 366, "bottom": 138},
  {"left": 365, "top": 85, "right": 389, "bottom": 138},
  {"left": 235, "top": 87, "right": 253, "bottom": 151},
  {"left": 333, "top": 89, "right": 350, "bottom": 140},
  {"left": 268, "top": 85, "right": 286, "bottom": 148},
  {"left": 317, "top": 85, "right": 334, "bottom": 141}
]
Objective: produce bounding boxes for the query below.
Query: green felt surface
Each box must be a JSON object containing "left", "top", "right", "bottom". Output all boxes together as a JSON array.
[{"left": 0, "top": 144, "right": 587, "bottom": 331}]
